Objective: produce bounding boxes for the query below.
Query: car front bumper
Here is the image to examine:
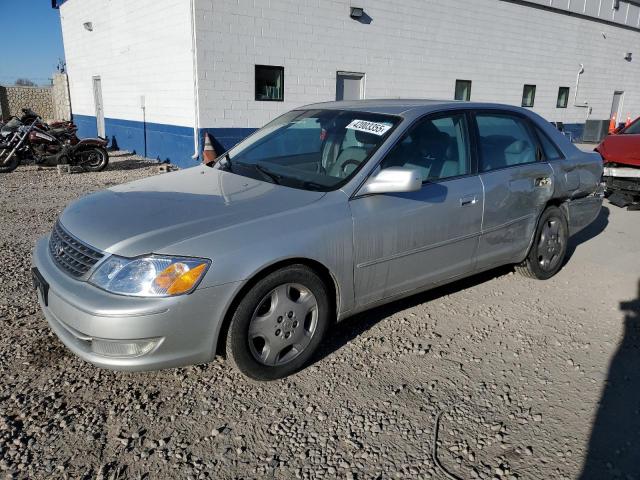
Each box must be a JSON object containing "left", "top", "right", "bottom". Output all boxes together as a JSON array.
[
  {"left": 603, "top": 165, "right": 640, "bottom": 179},
  {"left": 32, "top": 236, "right": 241, "bottom": 371}
]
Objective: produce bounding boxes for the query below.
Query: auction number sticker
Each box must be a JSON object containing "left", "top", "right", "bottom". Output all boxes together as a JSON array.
[{"left": 346, "top": 119, "right": 392, "bottom": 136}]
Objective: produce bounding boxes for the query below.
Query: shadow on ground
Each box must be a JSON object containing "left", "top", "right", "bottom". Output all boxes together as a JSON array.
[
  {"left": 107, "top": 157, "right": 156, "bottom": 171},
  {"left": 579, "top": 280, "right": 640, "bottom": 479},
  {"left": 565, "top": 205, "right": 609, "bottom": 262},
  {"left": 314, "top": 265, "right": 513, "bottom": 365}
]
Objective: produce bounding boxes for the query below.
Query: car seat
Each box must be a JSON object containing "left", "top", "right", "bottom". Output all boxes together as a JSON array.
[
  {"left": 327, "top": 129, "right": 378, "bottom": 178},
  {"left": 402, "top": 121, "right": 450, "bottom": 180},
  {"left": 504, "top": 140, "right": 533, "bottom": 166}
]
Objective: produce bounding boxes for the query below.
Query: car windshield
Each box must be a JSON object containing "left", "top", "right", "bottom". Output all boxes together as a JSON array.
[
  {"left": 623, "top": 119, "right": 640, "bottom": 135},
  {"left": 218, "top": 109, "right": 400, "bottom": 191}
]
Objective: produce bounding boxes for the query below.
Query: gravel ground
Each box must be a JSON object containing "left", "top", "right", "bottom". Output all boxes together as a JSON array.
[{"left": 1, "top": 152, "right": 639, "bottom": 480}]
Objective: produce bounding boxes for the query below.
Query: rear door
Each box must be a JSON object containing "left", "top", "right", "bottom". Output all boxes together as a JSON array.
[
  {"left": 350, "top": 111, "right": 483, "bottom": 306},
  {"left": 473, "top": 112, "right": 554, "bottom": 270}
]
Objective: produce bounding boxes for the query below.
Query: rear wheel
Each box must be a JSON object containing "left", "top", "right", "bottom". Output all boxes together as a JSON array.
[
  {"left": 516, "top": 206, "right": 568, "bottom": 280},
  {"left": 79, "top": 147, "right": 109, "bottom": 172},
  {"left": 0, "top": 149, "right": 20, "bottom": 173},
  {"left": 225, "top": 265, "right": 330, "bottom": 380}
]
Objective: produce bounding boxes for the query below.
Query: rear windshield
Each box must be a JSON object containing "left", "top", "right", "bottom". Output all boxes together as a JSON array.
[{"left": 219, "top": 109, "right": 400, "bottom": 191}]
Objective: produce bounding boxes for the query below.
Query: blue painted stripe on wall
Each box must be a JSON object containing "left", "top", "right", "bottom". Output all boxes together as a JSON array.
[
  {"left": 72, "top": 114, "right": 257, "bottom": 168},
  {"left": 73, "top": 114, "right": 198, "bottom": 167},
  {"left": 200, "top": 127, "right": 257, "bottom": 156}
]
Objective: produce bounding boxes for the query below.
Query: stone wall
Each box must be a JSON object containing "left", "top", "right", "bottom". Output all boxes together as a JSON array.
[
  {"left": 0, "top": 85, "right": 54, "bottom": 121},
  {"left": 52, "top": 73, "right": 71, "bottom": 121}
]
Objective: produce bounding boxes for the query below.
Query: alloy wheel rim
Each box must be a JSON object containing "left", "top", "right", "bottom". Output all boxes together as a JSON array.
[
  {"left": 537, "top": 217, "right": 565, "bottom": 271},
  {"left": 248, "top": 283, "right": 318, "bottom": 367},
  {"left": 86, "top": 150, "right": 104, "bottom": 167}
]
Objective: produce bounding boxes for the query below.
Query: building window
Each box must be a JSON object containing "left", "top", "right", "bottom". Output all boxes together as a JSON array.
[
  {"left": 557, "top": 87, "right": 569, "bottom": 108},
  {"left": 255, "top": 65, "right": 284, "bottom": 101},
  {"left": 454, "top": 80, "right": 472, "bottom": 101},
  {"left": 522, "top": 84, "right": 536, "bottom": 108}
]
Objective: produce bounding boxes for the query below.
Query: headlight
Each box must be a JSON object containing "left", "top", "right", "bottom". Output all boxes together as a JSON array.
[{"left": 89, "top": 255, "right": 210, "bottom": 297}]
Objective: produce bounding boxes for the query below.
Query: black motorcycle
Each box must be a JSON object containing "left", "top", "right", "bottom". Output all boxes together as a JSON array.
[{"left": 0, "top": 114, "right": 108, "bottom": 173}]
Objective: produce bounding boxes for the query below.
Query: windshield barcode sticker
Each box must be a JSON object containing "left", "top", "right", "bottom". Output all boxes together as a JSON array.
[{"left": 346, "top": 119, "right": 392, "bottom": 136}]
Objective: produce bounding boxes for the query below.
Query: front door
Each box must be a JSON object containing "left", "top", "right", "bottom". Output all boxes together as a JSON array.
[
  {"left": 473, "top": 112, "right": 554, "bottom": 270},
  {"left": 92, "top": 76, "right": 105, "bottom": 138},
  {"left": 350, "top": 112, "right": 483, "bottom": 306}
]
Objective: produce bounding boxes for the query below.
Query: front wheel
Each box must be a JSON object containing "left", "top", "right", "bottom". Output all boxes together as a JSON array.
[
  {"left": 516, "top": 206, "right": 568, "bottom": 280},
  {"left": 225, "top": 265, "right": 330, "bottom": 380},
  {"left": 78, "top": 147, "right": 109, "bottom": 172},
  {"left": 0, "top": 149, "right": 20, "bottom": 173}
]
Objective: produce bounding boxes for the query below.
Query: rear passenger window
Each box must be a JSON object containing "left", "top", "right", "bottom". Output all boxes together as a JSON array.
[
  {"left": 381, "top": 114, "right": 470, "bottom": 182},
  {"left": 476, "top": 114, "right": 538, "bottom": 172},
  {"left": 536, "top": 129, "right": 564, "bottom": 161}
]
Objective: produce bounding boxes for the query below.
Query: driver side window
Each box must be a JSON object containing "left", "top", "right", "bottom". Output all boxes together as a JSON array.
[{"left": 381, "top": 113, "right": 471, "bottom": 182}]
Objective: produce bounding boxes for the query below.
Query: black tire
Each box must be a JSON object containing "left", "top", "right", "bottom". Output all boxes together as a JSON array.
[
  {"left": 0, "top": 150, "right": 20, "bottom": 173},
  {"left": 79, "top": 147, "right": 109, "bottom": 172},
  {"left": 225, "top": 265, "right": 330, "bottom": 381},
  {"left": 516, "top": 206, "right": 568, "bottom": 280}
]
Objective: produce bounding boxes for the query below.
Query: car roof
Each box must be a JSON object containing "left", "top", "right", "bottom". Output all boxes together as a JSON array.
[{"left": 299, "top": 99, "right": 532, "bottom": 118}]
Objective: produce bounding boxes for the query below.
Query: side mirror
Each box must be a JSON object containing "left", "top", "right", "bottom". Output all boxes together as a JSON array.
[{"left": 357, "top": 167, "right": 422, "bottom": 196}]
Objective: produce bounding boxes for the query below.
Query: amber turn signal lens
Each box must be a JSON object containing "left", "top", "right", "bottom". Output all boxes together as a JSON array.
[
  {"left": 154, "top": 263, "right": 189, "bottom": 290},
  {"left": 166, "top": 263, "right": 208, "bottom": 295},
  {"left": 152, "top": 262, "right": 207, "bottom": 296}
]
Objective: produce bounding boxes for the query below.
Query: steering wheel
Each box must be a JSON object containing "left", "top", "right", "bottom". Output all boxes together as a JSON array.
[{"left": 339, "top": 159, "right": 361, "bottom": 176}]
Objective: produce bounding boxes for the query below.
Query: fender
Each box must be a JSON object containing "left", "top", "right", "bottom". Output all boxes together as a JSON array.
[{"left": 75, "top": 137, "right": 108, "bottom": 148}]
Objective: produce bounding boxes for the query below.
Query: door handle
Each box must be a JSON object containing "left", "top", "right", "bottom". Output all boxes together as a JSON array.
[
  {"left": 535, "top": 176, "right": 552, "bottom": 187},
  {"left": 460, "top": 195, "right": 478, "bottom": 207}
]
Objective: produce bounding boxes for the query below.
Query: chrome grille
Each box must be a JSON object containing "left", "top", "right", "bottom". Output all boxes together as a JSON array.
[{"left": 49, "top": 221, "right": 104, "bottom": 278}]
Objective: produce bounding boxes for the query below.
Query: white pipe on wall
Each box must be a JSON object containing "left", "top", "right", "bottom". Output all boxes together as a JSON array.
[
  {"left": 574, "top": 63, "right": 591, "bottom": 119},
  {"left": 190, "top": 0, "right": 201, "bottom": 159}
]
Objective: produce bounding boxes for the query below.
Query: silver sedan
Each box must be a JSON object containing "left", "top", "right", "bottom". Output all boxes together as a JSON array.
[{"left": 32, "top": 100, "right": 603, "bottom": 380}]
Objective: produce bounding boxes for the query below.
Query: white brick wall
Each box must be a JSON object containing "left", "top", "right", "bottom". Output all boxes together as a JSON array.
[
  {"left": 60, "top": 0, "right": 640, "bottom": 133},
  {"left": 60, "top": 0, "right": 195, "bottom": 127},
  {"left": 195, "top": 0, "right": 640, "bottom": 128}
]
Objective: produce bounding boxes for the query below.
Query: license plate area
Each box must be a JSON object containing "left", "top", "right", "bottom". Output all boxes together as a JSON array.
[{"left": 32, "top": 267, "right": 49, "bottom": 306}]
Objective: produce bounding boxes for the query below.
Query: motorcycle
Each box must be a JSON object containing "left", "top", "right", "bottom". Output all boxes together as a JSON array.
[
  {"left": 0, "top": 113, "right": 108, "bottom": 173},
  {"left": 18, "top": 108, "right": 77, "bottom": 137}
]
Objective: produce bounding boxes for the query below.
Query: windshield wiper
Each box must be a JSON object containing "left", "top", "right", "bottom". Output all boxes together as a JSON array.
[
  {"left": 299, "top": 180, "right": 327, "bottom": 191},
  {"left": 253, "top": 163, "right": 281, "bottom": 185}
]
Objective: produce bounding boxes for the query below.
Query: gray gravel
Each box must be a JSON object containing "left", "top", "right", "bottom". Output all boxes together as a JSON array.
[{"left": 1, "top": 152, "right": 639, "bottom": 479}]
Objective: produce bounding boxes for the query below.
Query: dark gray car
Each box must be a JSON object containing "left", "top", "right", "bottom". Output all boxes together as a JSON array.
[{"left": 32, "top": 100, "right": 603, "bottom": 380}]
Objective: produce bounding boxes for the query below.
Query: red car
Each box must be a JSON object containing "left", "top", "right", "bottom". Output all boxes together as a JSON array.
[{"left": 597, "top": 117, "right": 640, "bottom": 208}]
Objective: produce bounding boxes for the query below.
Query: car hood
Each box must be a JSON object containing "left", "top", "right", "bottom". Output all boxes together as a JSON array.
[
  {"left": 59, "top": 166, "right": 325, "bottom": 257},
  {"left": 599, "top": 134, "right": 640, "bottom": 167}
]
